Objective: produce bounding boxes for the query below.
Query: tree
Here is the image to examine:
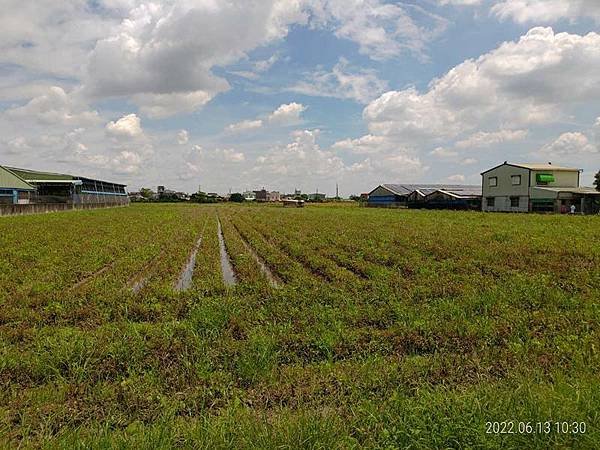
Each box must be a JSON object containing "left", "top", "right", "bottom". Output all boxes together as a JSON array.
[
  {"left": 229, "top": 193, "right": 245, "bottom": 203},
  {"left": 594, "top": 170, "right": 600, "bottom": 191},
  {"left": 140, "top": 188, "right": 154, "bottom": 199}
]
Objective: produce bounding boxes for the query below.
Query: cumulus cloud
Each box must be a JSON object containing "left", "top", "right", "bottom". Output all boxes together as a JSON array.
[
  {"left": 439, "top": 0, "right": 481, "bottom": 5},
  {"left": 226, "top": 119, "right": 265, "bottom": 133},
  {"left": 430, "top": 147, "right": 459, "bottom": 158},
  {"left": 290, "top": 58, "right": 388, "bottom": 104},
  {"left": 492, "top": 0, "right": 600, "bottom": 24},
  {"left": 363, "top": 28, "right": 600, "bottom": 143},
  {"left": 84, "top": 1, "right": 307, "bottom": 117},
  {"left": 133, "top": 91, "right": 215, "bottom": 119},
  {"left": 332, "top": 134, "right": 388, "bottom": 154},
  {"left": 268, "top": 102, "right": 307, "bottom": 124},
  {"left": 5, "top": 86, "right": 100, "bottom": 126},
  {"left": 308, "top": 0, "right": 448, "bottom": 60},
  {"left": 106, "top": 114, "right": 144, "bottom": 138},
  {"left": 177, "top": 130, "right": 189, "bottom": 145},
  {"left": 225, "top": 102, "right": 306, "bottom": 132},
  {"left": 538, "top": 132, "right": 597, "bottom": 157},
  {"left": 455, "top": 129, "right": 529, "bottom": 149}
]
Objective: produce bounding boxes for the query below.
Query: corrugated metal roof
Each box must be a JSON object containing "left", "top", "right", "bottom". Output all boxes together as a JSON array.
[
  {"left": 0, "top": 166, "right": 35, "bottom": 190},
  {"left": 6, "top": 166, "right": 74, "bottom": 181},
  {"left": 432, "top": 189, "right": 482, "bottom": 199},
  {"left": 5, "top": 167, "right": 127, "bottom": 187},
  {"left": 379, "top": 184, "right": 480, "bottom": 196}
]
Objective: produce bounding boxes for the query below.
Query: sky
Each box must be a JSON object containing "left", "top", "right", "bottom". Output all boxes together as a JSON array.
[{"left": 1, "top": 0, "right": 599, "bottom": 196}]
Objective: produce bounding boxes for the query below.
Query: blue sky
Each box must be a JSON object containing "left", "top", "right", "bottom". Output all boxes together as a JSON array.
[{"left": 1, "top": 0, "right": 599, "bottom": 195}]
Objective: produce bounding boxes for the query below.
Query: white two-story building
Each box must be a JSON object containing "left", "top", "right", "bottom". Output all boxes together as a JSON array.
[{"left": 481, "top": 162, "right": 600, "bottom": 214}]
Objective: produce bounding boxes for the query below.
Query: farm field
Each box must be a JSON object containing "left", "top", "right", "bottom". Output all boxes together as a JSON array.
[{"left": 1, "top": 203, "right": 599, "bottom": 448}]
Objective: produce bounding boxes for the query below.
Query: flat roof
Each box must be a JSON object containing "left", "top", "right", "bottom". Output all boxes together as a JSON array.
[
  {"left": 482, "top": 162, "right": 580, "bottom": 174},
  {"left": 533, "top": 187, "right": 600, "bottom": 195},
  {"left": 513, "top": 163, "right": 579, "bottom": 171}
]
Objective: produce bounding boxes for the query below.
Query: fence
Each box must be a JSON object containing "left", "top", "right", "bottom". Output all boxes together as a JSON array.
[{"left": 0, "top": 202, "right": 129, "bottom": 217}]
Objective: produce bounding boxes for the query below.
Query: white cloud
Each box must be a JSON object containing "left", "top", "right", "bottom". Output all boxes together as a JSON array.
[
  {"left": 447, "top": 174, "right": 466, "bottom": 182},
  {"left": 84, "top": 1, "right": 307, "bottom": 117},
  {"left": 332, "top": 134, "right": 387, "bottom": 154},
  {"left": 439, "top": 0, "right": 481, "bottom": 5},
  {"left": 218, "top": 148, "right": 246, "bottom": 163},
  {"left": 430, "top": 147, "right": 458, "bottom": 158},
  {"left": 363, "top": 28, "right": 600, "bottom": 142},
  {"left": 461, "top": 158, "right": 478, "bottom": 165},
  {"left": 106, "top": 114, "right": 143, "bottom": 138},
  {"left": 268, "top": 102, "right": 307, "bottom": 124},
  {"left": 492, "top": 0, "right": 600, "bottom": 24},
  {"left": 177, "top": 130, "right": 189, "bottom": 145},
  {"left": 538, "top": 132, "right": 597, "bottom": 157},
  {"left": 133, "top": 91, "right": 215, "bottom": 119},
  {"left": 226, "top": 119, "right": 265, "bottom": 133},
  {"left": 5, "top": 86, "right": 100, "bottom": 126},
  {"left": 455, "top": 129, "right": 529, "bottom": 149},
  {"left": 290, "top": 58, "right": 388, "bottom": 104},
  {"left": 308, "top": 0, "right": 448, "bottom": 60}
]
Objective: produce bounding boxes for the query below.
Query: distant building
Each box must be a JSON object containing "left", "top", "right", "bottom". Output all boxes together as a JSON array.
[
  {"left": 128, "top": 192, "right": 146, "bottom": 202},
  {"left": 254, "top": 189, "right": 268, "bottom": 202},
  {"left": 482, "top": 162, "right": 600, "bottom": 214},
  {"left": 308, "top": 192, "right": 326, "bottom": 201},
  {"left": 243, "top": 190, "right": 256, "bottom": 201},
  {"left": 267, "top": 191, "right": 281, "bottom": 202},
  {"left": 254, "top": 189, "right": 280, "bottom": 202}
]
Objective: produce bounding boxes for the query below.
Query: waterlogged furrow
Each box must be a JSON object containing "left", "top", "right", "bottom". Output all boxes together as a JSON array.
[
  {"left": 190, "top": 212, "right": 225, "bottom": 295},
  {"left": 218, "top": 214, "right": 274, "bottom": 289},
  {"left": 229, "top": 214, "right": 317, "bottom": 287},
  {"left": 217, "top": 218, "right": 237, "bottom": 288}
]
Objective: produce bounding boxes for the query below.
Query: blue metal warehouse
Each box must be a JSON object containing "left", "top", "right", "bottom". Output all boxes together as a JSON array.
[{"left": 367, "top": 184, "right": 482, "bottom": 209}]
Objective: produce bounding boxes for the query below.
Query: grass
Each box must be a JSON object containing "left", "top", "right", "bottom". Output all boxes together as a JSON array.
[{"left": 0, "top": 203, "right": 599, "bottom": 448}]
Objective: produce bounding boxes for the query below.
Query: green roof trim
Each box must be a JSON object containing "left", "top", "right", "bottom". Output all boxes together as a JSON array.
[
  {"left": 6, "top": 167, "right": 74, "bottom": 182},
  {"left": 0, "top": 166, "right": 36, "bottom": 190}
]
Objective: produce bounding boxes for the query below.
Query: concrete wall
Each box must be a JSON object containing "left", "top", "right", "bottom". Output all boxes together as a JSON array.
[
  {"left": 482, "top": 165, "right": 530, "bottom": 212},
  {"left": 0, "top": 202, "right": 129, "bottom": 217},
  {"left": 529, "top": 170, "right": 579, "bottom": 189}
]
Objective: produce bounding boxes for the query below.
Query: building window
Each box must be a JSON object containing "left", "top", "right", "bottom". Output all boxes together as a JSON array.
[
  {"left": 511, "top": 175, "right": 521, "bottom": 185},
  {"left": 486, "top": 197, "right": 495, "bottom": 207},
  {"left": 510, "top": 196, "right": 520, "bottom": 208},
  {"left": 489, "top": 177, "right": 498, "bottom": 187}
]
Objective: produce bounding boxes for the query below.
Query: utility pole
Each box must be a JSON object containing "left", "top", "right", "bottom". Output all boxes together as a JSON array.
[{"left": 336, "top": 183, "right": 339, "bottom": 199}]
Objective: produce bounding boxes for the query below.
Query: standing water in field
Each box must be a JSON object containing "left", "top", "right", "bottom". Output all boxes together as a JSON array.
[
  {"left": 217, "top": 219, "right": 237, "bottom": 287},
  {"left": 239, "top": 234, "right": 281, "bottom": 288},
  {"left": 175, "top": 236, "right": 203, "bottom": 292}
]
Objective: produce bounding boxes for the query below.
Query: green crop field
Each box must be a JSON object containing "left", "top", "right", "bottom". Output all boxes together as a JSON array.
[{"left": 1, "top": 204, "right": 599, "bottom": 449}]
